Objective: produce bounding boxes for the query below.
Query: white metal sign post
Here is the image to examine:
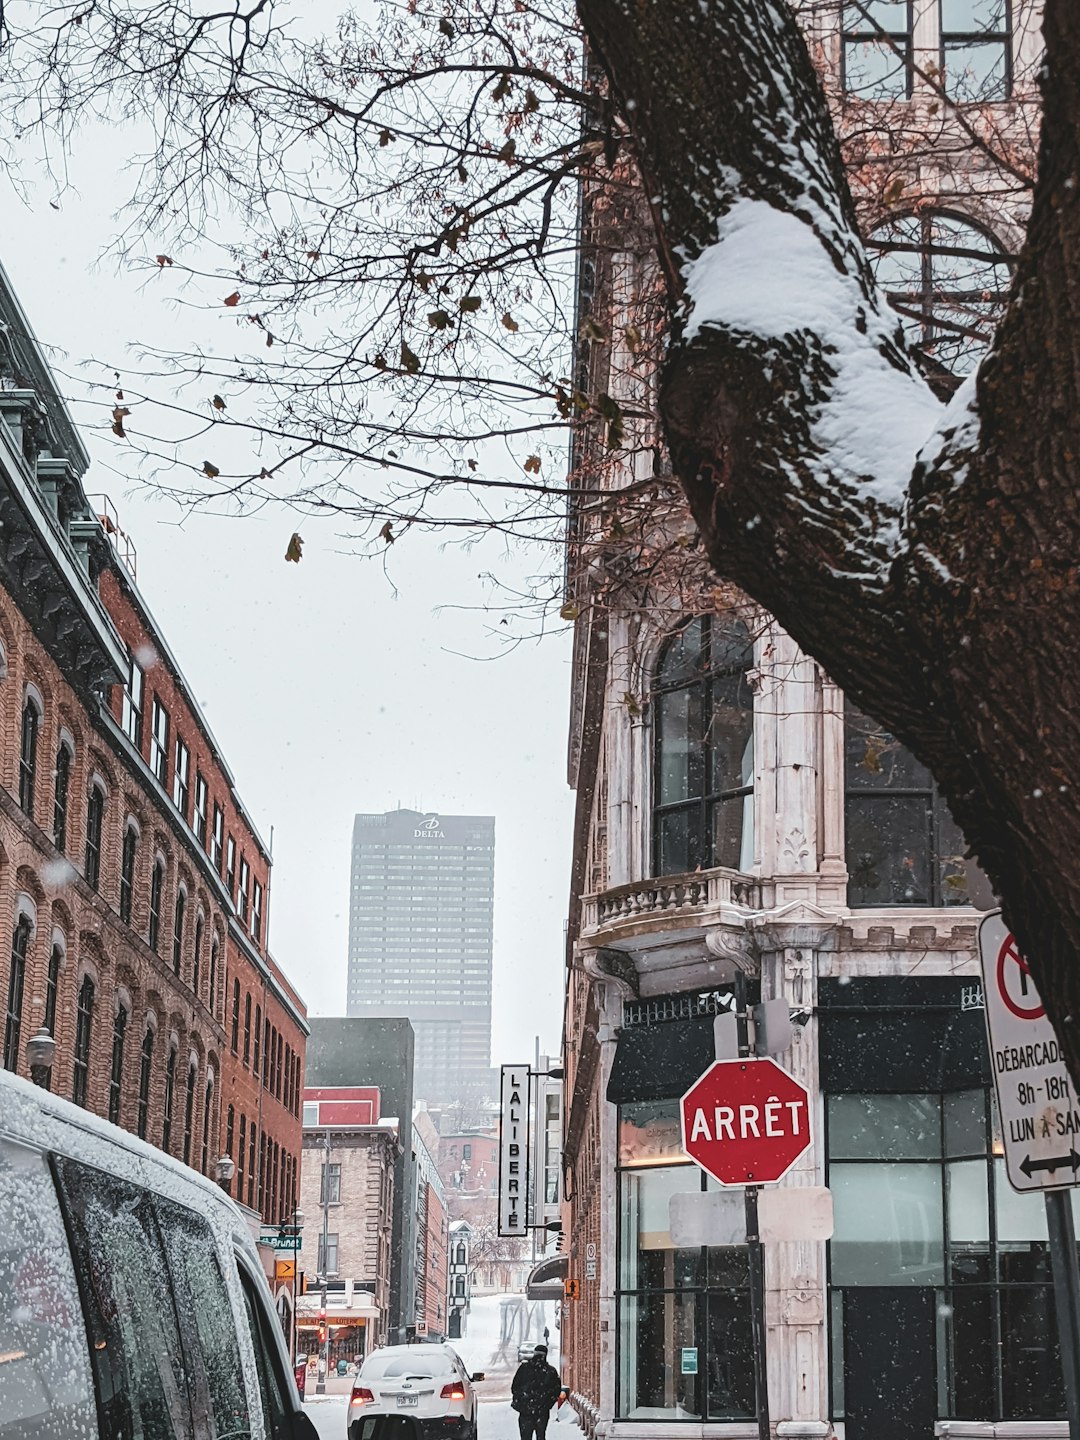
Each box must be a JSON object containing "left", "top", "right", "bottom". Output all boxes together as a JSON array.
[{"left": 979, "top": 909, "right": 1080, "bottom": 1434}]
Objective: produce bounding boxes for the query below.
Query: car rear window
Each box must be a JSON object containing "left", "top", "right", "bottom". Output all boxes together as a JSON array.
[{"left": 365, "top": 1355, "right": 447, "bottom": 1378}]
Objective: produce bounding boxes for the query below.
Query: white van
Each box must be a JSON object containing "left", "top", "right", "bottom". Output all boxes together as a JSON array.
[{"left": 0, "top": 1067, "right": 318, "bottom": 1440}]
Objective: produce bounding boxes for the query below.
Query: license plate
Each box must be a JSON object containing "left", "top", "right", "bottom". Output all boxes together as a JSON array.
[{"left": 397, "top": 1396, "right": 419, "bottom": 1408}]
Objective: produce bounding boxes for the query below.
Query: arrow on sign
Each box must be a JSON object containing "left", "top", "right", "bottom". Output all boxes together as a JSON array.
[{"left": 1020, "top": 1150, "right": 1080, "bottom": 1178}]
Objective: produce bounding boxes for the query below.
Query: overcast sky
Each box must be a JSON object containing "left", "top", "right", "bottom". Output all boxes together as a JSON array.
[{"left": 3, "top": 114, "right": 576, "bottom": 1070}]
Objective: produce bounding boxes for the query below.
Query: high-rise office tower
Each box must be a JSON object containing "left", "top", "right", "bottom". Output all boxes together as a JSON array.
[{"left": 347, "top": 809, "right": 495, "bottom": 1101}]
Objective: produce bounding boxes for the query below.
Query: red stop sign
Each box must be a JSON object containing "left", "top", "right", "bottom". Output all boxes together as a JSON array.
[{"left": 680, "top": 1057, "right": 812, "bottom": 1186}]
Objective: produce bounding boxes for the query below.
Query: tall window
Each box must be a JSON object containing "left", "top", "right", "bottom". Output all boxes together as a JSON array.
[
  {"left": 84, "top": 785, "right": 104, "bottom": 892},
  {"left": 238, "top": 1112, "right": 247, "bottom": 1198},
  {"left": 137, "top": 1024, "right": 154, "bottom": 1138},
  {"left": 108, "top": 1002, "right": 128, "bottom": 1125},
  {"left": 53, "top": 743, "right": 72, "bottom": 853},
  {"left": 3, "top": 916, "right": 31, "bottom": 1072},
  {"left": 209, "top": 938, "right": 220, "bottom": 1019},
  {"left": 237, "top": 858, "right": 250, "bottom": 923},
  {"left": 251, "top": 880, "right": 263, "bottom": 943},
  {"left": 122, "top": 649, "right": 144, "bottom": 747},
  {"left": 226, "top": 1104, "right": 235, "bottom": 1176},
  {"left": 321, "top": 1162, "right": 342, "bottom": 1205},
  {"left": 845, "top": 702, "right": 989, "bottom": 907},
  {"left": 230, "top": 978, "right": 241, "bottom": 1053},
  {"left": 318, "top": 1233, "right": 340, "bottom": 1277},
  {"left": 201, "top": 1077, "right": 214, "bottom": 1174},
  {"left": 172, "top": 889, "right": 186, "bottom": 976},
  {"left": 252, "top": 1004, "right": 261, "bottom": 1075},
  {"left": 150, "top": 698, "right": 169, "bottom": 785},
  {"left": 868, "top": 213, "right": 1012, "bottom": 382},
  {"left": 192, "top": 915, "right": 204, "bottom": 996},
  {"left": 148, "top": 859, "right": 165, "bottom": 952},
  {"left": 182, "top": 1060, "right": 197, "bottom": 1165},
  {"left": 162, "top": 1044, "right": 177, "bottom": 1152},
  {"left": 44, "top": 940, "right": 61, "bottom": 1039},
  {"left": 616, "top": 1099, "right": 753, "bottom": 1420},
  {"left": 72, "top": 975, "right": 94, "bottom": 1107},
  {"left": 653, "top": 616, "right": 755, "bottom": 877},
  {"left": 19, "top": 694, "right": 40, "bottom": 818},
  {"left": 247, "top": 1120, "right": 257, "bottom": 1207},
  {"left": 194, "top": 773, "right": 208, "bottom": 846},
  {"left": 211, "top": 804, "right": 224, "bottom": 872},
  {"left": 842, "top": 0, "right": 912, "bottom": 99},
  {"left": 225, "top": 836, "right": 236, "bottom": 897},
  {"left": 172, "top": 738, "right": 190, "bottom": 816},
  {"left": 263, "top": 1018, "right": 271, "bottom": 1088},
  {"left": 243, "top": 993, "right": 252, "bottom": 1066},
  {"left": 119, "top": 824, "right": 137, "bottom": 925},
  {"left": 941, "top": 0, "right": 1011, "bottom": 102}
]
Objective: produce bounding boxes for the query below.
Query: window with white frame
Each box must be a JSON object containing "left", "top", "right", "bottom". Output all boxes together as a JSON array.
[
  {"left": 150, "top": 698, "right": 169, "bottom": 786},
  {"left": 193, "top": 772, "right": 208, "bottom": 846},
  {"left": 251, "top": 880, "right": 263, "bottom": 942},
  {"left": 173, "top": 738, "right": 190, "bottom": 816},
  {"left": 237, "top": 858, "right": 250, "bottom": 923},
  {"left": 211, "top": 804, "right": 224, "bottom": 872},
  {"left": 122, "top": 649, "right": 144, "bottom": 747}
]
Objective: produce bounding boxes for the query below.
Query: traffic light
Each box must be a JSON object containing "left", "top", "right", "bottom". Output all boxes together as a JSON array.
[
  {"left": 318, "top": 1324, "right": 327, "bottom": 1344},
  {"left": 564, "top": 1277, "right": 580, "bottom": 1300}
]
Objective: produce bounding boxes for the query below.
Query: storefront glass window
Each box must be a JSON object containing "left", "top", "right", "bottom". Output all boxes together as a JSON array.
[{"left": 616, "top": 1109, "right": 754, "bottom": 1421}]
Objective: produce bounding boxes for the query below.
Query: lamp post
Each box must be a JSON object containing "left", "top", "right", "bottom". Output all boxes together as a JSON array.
[
  {"left": 214, "top": 1154, "right": 236, "bottom": 1194},
  {"left": 26, "top": 1026, "right": 55, "bottom": 1090},
  {"left": 282, "top": 1207, "right": 304, "bottom": 1364},
  {"left": 316, "top": 1130, "right": 331, "bottom": 1395}
]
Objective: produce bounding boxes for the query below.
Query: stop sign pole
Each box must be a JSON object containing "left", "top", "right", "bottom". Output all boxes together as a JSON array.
[{"left": 735, "top": 970, "right": 770, "bottom": 1440}]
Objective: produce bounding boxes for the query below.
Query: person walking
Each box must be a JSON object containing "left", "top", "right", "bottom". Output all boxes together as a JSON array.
[{"left": 511, "top": 1344, "right": 563, "bottom": 1440}]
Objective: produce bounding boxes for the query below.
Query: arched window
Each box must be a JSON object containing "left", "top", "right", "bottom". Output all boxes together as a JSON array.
[
  {"left": 44, "top": 940, "right": 62, "bottom": 1039},
  {"left": 202, "top": 1075, "right": 214, "bottom": 1174},
  {"left": 72, "top": 975, "right": 94, "bottom": 1107},
  {"left": 137, "top": 1024, "right": 154, "bottom": 1139},
  {"left": 868, "top": 213, "right": 1012, "bottom": 383},
  {"left": 19, "top": 693, "right": 40, "bottom": 819},
  {"left": 172, "top": 888, "right": 186, "bottom": 976},
  {"left": 148, "top": 859, "right": 165, "bottom": 953},
  {"left": 84, "top": 785, "right": 105, "bottom": 892},
  {"left": 845, "top": 701, "right": 992, "bottom": 908},
  {"left": 653, "top": 615, "right": 755, "bottom": 876},
  {"left": 182, "top": 1059, "right": 197, "bottom": 1165},
  {"left": 209, "top": 936, "right": 220, "bottom": 1019},
  {"left": 119, "top": 824, "right": 138, "bottom": 925},
  {"left": 53, "top": 743, "right": 72, "bottom": 853},
  {"left": 162, "top": 1043, "right": 178, "bottom": 1152},
  {"left": 3, "top": 915, "right": 31, "bottom": 1072},
  {"left": 230, "top": 977, "right": 241, "bottom": 1053},
  {"left": 192, "top": 915, "right": 204, "bottom": 997},
  {"left": 108, "top": 1000, "right": 128, "bottom": 1125}
]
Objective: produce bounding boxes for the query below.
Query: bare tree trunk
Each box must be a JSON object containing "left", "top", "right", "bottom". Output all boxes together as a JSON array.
[{"left": 577, "top": 0, "right": 1080, "bottom": 1081}]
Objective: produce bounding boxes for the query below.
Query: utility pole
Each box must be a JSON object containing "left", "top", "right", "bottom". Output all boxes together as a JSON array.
[
  {"left": 734, "top": 970, "right": 770, "bottom": 1440},
  {"left": 315, "top": 1130, "right": 331, "bottom": 1396}
]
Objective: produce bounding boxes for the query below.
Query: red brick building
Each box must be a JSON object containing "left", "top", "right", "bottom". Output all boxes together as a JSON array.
[{"left": 0, "top": 258, "right": 307, "bottom": 1225}]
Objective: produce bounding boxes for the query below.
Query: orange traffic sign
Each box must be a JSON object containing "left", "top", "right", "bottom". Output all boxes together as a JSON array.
[{"left": 275, "top": 1259, "right": 296, "bottom": 1280}]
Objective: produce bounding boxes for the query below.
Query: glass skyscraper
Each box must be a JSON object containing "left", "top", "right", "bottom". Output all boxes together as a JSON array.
[{"left": 346, "top": 809, "right": 495, "bottom": 1101}]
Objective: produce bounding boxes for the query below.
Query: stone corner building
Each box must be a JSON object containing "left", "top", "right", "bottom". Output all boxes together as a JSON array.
[
  {"left": 0, "top": 257, "right": 307, "bottom": 1253},
  {"left": 561, "top": 6, "right": 1061, "bottom": 1440}
]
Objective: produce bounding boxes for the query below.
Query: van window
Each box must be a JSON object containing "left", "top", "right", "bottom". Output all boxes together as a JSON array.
[
  {"left": 51, "top": 1155, "right": 195, "bottom": 1440},
  {"left": 237, "top": 1263, "right": 291, "bottom": 1440},
  {"left": 0, "top": 1136, "right": 96, "bottom": 1440},
  {"left": 156, "top": 1197, "right": 251, "bottom": 1437}
]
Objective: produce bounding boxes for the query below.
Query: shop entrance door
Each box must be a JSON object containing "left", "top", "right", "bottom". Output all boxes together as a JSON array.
[{"left": 843, "top": 1288, "right": 936, "bottom": 1440}]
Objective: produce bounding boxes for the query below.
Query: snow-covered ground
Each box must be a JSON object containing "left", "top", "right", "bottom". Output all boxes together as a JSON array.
[{"left": 451, "top": 1292, "right": 562, "bottom": 1377}]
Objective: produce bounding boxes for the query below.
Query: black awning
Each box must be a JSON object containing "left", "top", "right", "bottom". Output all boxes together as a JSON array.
[
  {"left": 526, "top": 1254, "right": 567, "bottom": 1300},
  {"left": 606, "top": 1016, "right": 716, "bottom": 1104}
]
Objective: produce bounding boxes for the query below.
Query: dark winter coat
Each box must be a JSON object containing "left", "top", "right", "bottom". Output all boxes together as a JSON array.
[{"left": 511, "top": 1355, "right": 562, "bottom": 1416}]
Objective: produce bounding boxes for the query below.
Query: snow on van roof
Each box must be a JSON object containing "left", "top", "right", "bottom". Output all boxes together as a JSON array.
[{"left": 0, "top": 1066, "right": 249, "bottom": 1236}]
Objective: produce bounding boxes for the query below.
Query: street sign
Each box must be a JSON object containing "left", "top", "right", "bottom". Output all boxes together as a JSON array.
[
  {"left": 497, "top": 1063, "right": 530, "bottom": 1237},
  {"left": 979, "top": 910, "right": 1080, "bottom": 1193},
  {"left": 680, "top": 1057, "right": 812, "bottom": 1186},
  {"left": 669, "top": 1185, "right": 833, "bottom": 1246},
  {"left": 261, "top": 1234, "right": 301, "bottom": 1251}
]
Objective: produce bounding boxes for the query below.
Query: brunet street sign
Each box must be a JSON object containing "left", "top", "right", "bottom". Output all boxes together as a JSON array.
[
  {"left": 978, "top": 910, "right": 1080, "bottom": 1194},
  {"left": 680, "top": 1057, "right": 812, "bottom": 1187}
]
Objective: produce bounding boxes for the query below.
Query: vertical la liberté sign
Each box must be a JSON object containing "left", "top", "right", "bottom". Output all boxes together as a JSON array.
[{"left": 498, "top": 1063, "right": 530, "bottom": 1237}]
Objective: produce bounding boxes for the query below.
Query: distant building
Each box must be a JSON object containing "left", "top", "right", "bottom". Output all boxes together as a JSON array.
[
  {"left": 297, "top": 1085, "right": 398, "bottom": 1360},
  {"left": 413, "top": 1110, "right": 449, "bottom": 1339},
  {"left": 305, "top": 1015, "right": 416, "bottom": 1333},
  {"left": 346, "top": 809, "right": 494, "bottom": 1100},
  {"left": 447, "top": 1220, "right": 472, "bottom": 1338}
]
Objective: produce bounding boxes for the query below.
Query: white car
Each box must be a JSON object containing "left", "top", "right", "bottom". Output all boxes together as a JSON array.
[{"left": 349, "top": 1343, "right": 481, "bottom": 1440}]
